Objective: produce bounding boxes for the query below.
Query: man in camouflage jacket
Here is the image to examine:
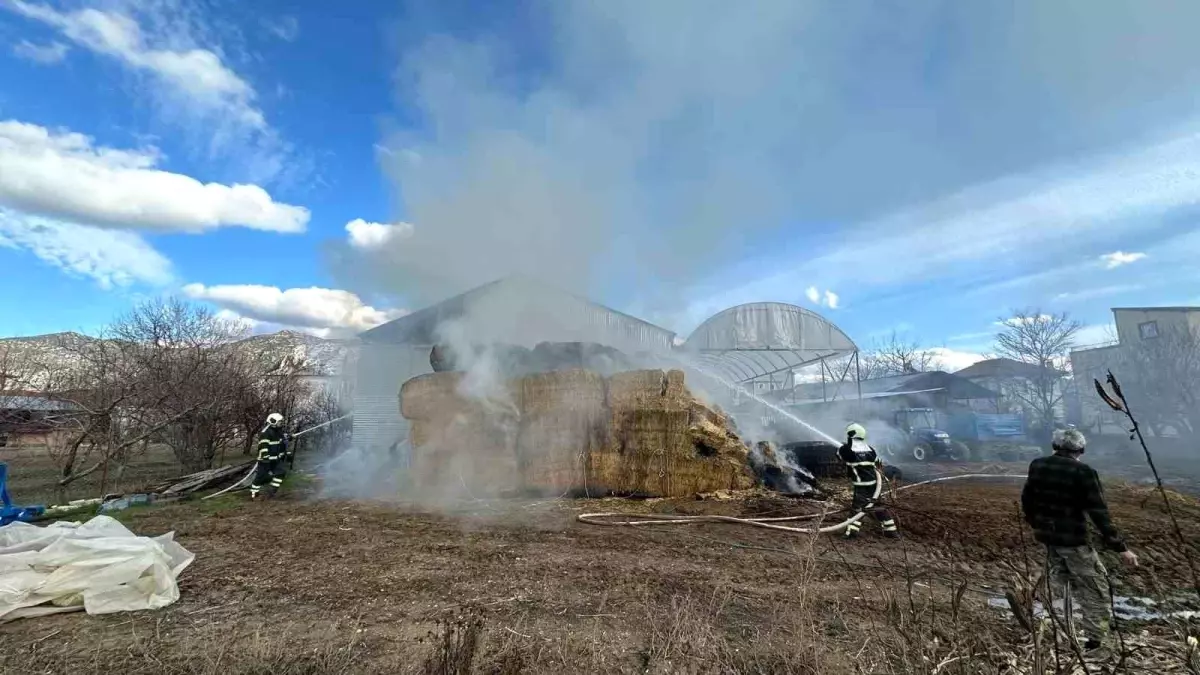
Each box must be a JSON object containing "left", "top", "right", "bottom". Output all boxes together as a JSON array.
[{"left": 1021, "top": 428, "right": 1138, "bottom": 654}]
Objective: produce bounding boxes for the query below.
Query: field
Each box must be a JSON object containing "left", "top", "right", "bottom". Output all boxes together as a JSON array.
[
  {"left": 2, "top": 459, "right": 1199, "bottom": 674},
  {"left": 0, "top": 442, "right": 241, "bottom": 505}
]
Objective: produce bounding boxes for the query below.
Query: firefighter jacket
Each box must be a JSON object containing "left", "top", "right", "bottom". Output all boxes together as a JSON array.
[
  {"left": 837, "top": 438, "right": 881, "bottom": 486},
  {"left": 1021, "top": 454, "right": 1127, "bottom": 552},
  {"left": 256, "top": 425, "right": 287, "bottom": 462}
]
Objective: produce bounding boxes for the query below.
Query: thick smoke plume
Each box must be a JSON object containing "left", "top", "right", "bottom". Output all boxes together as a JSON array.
[
  {"left": 320, "top": 2, "right": 1200, "bottom": 503},
  {"left": 329, "top": 0, "right": 1200, "bottom": 326}
]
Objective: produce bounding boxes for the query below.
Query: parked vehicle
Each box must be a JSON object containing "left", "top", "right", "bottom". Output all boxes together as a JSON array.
[
  {"left": 945, "top": 411, "right": 1041, "bottom": 461},
  {"left": 875, "top": 408, "right": 966, "bottom": 462}
]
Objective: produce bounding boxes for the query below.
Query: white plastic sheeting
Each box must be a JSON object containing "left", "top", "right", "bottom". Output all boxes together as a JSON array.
[{"left": 0, "top": 515, "right": 194, "bottom": 622}]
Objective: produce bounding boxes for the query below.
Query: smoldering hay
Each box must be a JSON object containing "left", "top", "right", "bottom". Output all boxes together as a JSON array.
[{"left": 400, "top": 368, "right": 756, "bottom": 499}]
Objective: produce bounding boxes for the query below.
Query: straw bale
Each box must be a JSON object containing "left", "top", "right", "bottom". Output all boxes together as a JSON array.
[
  {"left": 401, "top": 372, "right": 522, "bottom": 422},
  {"left": 688, "top": 400, "right": 728, "bottom": 428},
  {"left": 688, "top": 418, "right": 736, "bottom": 452},
  {"left": 517, "top": 371, "right": 608, "bottom": 494},
  {"left": 400, "top": 372, "right": 468, "bottom": 420},
  {"left": 408, "top": 411, "right": 520, "bottom": 497},
  {"left": 607, "top": 369, "right": 689, "bottom": 411},
  {"left": 520, "top": 369, "right": 606, "bottom": 414}
]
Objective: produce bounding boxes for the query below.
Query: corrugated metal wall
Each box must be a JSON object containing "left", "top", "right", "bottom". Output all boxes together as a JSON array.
[{"left": 351, "top": 342, "right": 433, "bottom": 456}]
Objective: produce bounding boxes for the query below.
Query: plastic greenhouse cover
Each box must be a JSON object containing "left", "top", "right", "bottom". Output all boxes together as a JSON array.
[{"left": 0, "top": 515, "right": 194, "bottom": 622}]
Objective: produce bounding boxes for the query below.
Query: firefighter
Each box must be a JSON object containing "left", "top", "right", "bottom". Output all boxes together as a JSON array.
[
  {"left": 838, "top": 423, "right": 899, "bottom": 539},
  {"left": 250, "top": 413, "right": 288, "bottom": 500},
  {"left": 1022, "top": 428, "right": 1138, "bottom": 656}
]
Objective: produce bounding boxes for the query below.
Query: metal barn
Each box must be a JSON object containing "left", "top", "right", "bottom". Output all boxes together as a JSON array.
[{"left": 349, "top": 277, "right": 678, "bottom": 455}]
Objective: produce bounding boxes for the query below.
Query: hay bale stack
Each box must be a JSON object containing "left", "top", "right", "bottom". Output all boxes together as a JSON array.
[
  {"left": 401, "top": 373, "right": 521, "bottom": 498},
  {"left": 400, "top": 367, "right": 753, "bottom": 499},
  {"left": 517, "top": 370, "right": 608, "bottom": 495},
  {"left": 597, "top": 369, "right": 752, "bottom": 497}
]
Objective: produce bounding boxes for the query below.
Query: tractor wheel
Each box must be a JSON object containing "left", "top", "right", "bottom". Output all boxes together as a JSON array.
[
  {"left": 911, "top": 444, "right": 931, "bottom": 462},
  {"left": 948, "top": 441, "right": 970, "bottom": 462}
]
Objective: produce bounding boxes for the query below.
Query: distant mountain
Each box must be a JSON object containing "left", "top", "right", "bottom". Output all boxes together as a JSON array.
[
  {"left": 234, "top": 330, "right": 356, "bottom": 377},
  {"left": 0, "top": 330, "right": 356, "bottom": 392}
]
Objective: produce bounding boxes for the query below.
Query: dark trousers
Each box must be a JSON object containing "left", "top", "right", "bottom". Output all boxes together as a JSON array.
[
  {"left": 845, "top": 484, "right": 898, "bottom": 535},
  {"left": 250, "top": 458, "right": 285, "bottom": 497}
]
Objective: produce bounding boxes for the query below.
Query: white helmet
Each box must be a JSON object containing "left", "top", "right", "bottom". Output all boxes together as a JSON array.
[
  {"left": 1052, "top": 427, "right": 1086, "bottom": 454},
  {"left": 266, "top": 413, "right": 284, "bottom": 427},
  {"left": 846, "top": 423, "right": 867, "bottom": 441}
]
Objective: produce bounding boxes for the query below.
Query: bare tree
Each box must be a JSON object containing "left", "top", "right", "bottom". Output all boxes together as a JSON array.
[
  {"left": 859, "top": 331, "right": 941, "bottom": 379},
  {"left": 0, "top": 342, "right": 78, "bottom": 448},
  {"left": 106, "top": 298, "right": 258, "bottom": 472},
  {"left": 1110, "top": 323, "right": 1200, "bottom": 438},
  {"left": 993, "top": 309, "right": 1082, "bottom": 439}
]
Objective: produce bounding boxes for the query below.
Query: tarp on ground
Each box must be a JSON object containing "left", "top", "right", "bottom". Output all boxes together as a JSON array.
[{"left": 0, "top": 515, "right": 194, "bottom": 622}]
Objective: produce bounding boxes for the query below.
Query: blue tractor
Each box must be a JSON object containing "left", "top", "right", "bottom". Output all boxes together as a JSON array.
[{"left": 875, "top": 408, "right": 967, "bottom": 462}]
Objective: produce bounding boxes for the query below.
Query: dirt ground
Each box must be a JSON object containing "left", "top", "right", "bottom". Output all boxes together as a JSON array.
[{"left": 3, "top": 467, "right": 1199, "bottom": 675}]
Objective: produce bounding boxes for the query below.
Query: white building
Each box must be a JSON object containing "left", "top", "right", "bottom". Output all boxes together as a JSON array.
[{"left": 1070, "top": 306, "right": 1200, "bottom": 434}]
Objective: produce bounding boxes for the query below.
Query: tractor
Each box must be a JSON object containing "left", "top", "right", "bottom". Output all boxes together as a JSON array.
[{"left": 874, "top": 407, "right": 968, "bottom": 462}]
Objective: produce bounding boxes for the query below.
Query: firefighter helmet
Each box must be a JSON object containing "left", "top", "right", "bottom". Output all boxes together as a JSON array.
[
  {"left": 846, "top": 422, "right": 867, "bottom": 441},
  {"left": 266, "top": 413, "right": 284, "bottom": 427}
]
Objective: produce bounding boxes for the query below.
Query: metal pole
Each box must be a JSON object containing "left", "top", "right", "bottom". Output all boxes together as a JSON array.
[
  {"left": 820, "top": 357, "right": 828, "bottom": 402},
  {"left": 854, "top": 351, "right": 863, "bottom": 408}
]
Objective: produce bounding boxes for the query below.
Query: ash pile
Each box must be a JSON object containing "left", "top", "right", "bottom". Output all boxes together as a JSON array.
[{"left": 401, "top": 341, "right": 836, "bottom": 500}]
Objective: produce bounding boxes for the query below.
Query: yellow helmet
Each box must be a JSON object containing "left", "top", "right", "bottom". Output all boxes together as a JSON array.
[{"left": 846, "top": 423, "right": 867, "bottom": 441}]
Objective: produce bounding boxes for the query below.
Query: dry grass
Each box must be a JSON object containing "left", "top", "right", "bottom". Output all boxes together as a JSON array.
[
  {"left": 1, "top": 442, "right": 185, "bottom": 505},
  {"left": 4, "top": 478, "right": 1198, "bottom": 674}
]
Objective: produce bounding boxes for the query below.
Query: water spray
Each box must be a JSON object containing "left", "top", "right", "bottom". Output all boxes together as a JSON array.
[{"left": 678, "top": 356, "right": 841, "bottom": 445}]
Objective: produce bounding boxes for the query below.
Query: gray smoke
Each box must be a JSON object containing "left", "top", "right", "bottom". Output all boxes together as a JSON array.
[{"left": 327, "top": 0, "right": 1200, "bottom": 325}]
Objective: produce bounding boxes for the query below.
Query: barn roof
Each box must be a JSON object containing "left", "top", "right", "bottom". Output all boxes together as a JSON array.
[{"left": 358, "top": 276, "right": 677, "bottom": 353}]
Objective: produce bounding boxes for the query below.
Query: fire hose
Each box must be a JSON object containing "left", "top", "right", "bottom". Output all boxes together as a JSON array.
[
  {"left": 202, "top": 414, "right": 351, "bottom": 501},
  {"left": 577, "top": 473, "right": 1026, "bottom": 535}
]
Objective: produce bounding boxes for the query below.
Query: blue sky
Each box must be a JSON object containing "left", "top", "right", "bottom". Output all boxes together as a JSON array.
[{"left": 1, "top": 1, "right": 1198, "bottom": 370}]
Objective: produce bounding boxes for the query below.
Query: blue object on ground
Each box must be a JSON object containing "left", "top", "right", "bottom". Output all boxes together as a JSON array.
[{"left": 0, "top": 462, "right": 46, "bottom": 526}]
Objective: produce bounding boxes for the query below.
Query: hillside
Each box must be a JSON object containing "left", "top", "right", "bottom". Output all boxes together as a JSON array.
[{"left": 0, "top": 330, "right": 356, "bottom": 391}]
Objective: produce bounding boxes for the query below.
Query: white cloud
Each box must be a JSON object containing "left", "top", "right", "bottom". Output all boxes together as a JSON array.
[
  {"left": 11, "top": 39, "right": 69, "bottom": 64},
  {"left": 947, "top": 330, "right": 993, "bottom": 344},
  {"left": 996, "top": 314, "right": 1053, "bottom": 327},
  {"left": 700, "top": 127, "right": 1200, "bottom": 308},
  {"left": 1074, "top": 323, "right": 1117, "bottom": 347},
  {"left": 804, "top": 286, "right": 839, "bottom": 309},
  {"left": 181, "top": 283, "right": 408, "bottom": 335},
  {"left": 926, "top": 347, "right": 987, "bottom": 373},
  {"left": 345, "top": 218, "right": 414, "bottom": 250},
  {"left": 262, "top": 15, "right": 299, "bottom": 42},
  {"left": 0, "top": 120, "right": 308, "bottom": 233},
  {"left": 5, "top": 1, "right": 265, "bottom": 129},
  {"left": 3, "top": 1, "right": 290, "bottom": 180},
  {"left": 1053, "top": 284, "right": 1142, "bottom": 302},
  {"left": 0, "top": 208, "right": 173, "bottom": 288},
  {"left": 1100, "top": 250, "right": 1146, "bottom": 269}
]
